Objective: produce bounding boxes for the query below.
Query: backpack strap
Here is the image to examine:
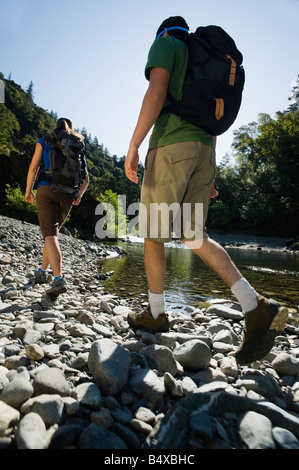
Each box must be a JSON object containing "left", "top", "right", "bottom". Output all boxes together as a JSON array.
[
  {"left": 227, "top": 55, "right": 237, "bottom": 86},
  {"left": 156, "top": 26, "right": 189, "bottom": 39}
]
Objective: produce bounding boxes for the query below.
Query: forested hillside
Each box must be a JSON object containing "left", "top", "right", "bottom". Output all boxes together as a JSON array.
[
  {"left": 0, "top": 73, "right": 143, "bottom": 238},
  {"left": 210, "top": 77, "right": 299, "bottom": 236},
  {"left": 0, "top": 72, "right": 298, "bottom": 238}
]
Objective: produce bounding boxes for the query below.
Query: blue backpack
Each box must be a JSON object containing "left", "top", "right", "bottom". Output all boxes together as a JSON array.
[{"left": 38, "top": 134, "right": 87, "bottom": 194}]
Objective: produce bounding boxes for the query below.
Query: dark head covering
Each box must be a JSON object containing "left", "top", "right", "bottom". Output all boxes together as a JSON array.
[{"left": 156, "top": 16, "right": 189, "bottom": 39}]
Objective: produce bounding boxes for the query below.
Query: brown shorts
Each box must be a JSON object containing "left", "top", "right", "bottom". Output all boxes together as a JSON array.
[
  {"left": 139, "top": 141, "right": 216, "bottom": 243},
  {"left": 35, "top": 185, "right": 75, "bottom": 239}
]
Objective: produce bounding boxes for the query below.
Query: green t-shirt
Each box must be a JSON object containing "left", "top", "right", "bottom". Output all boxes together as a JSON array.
[{"left": 145, "top": 36, "right": 214, "bottom": 150}]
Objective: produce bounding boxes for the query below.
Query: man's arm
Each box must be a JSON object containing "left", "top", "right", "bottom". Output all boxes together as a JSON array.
[{"left": 125, "top": 67, "right": 170, "bottom": 183}]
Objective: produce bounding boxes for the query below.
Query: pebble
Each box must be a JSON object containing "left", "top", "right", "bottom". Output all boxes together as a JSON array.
[
  {"left": 0, "top": 214, "right": 299, "bottom": 450},
  {"left": 16, "top": 412, "right": 48, "bottom": 449},
  {"left": 239, "top": 411, "right": 275, "bottom": 449}
]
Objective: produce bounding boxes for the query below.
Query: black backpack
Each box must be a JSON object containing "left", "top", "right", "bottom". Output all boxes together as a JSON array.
[
  {"left": 38, "top": 134, "right": 87, "bottom": 194},
  {"left": 160, "top": 25, "right": 245, "bottom": 136}
]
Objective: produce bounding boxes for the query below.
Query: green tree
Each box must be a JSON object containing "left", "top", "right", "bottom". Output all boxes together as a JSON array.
[
  {"left": 209, "top": 200, "right": 232, "bottom": 229},
  {"left": 286, "top": 75, "right": 299, "bottom": 113},
  {"left": 4, "top": 184, "right": 38, "bottom": 224},
  {"left": 97, "top": 189, "right": 128, "bottom": 239},
  {"left": 228, "top": 109, "right": 299, "bottom": 234},
  {"left": 0, "top": 105, "right": 20, "bottom": 150},
  {"left": 26, "top": 80, "right": 35, "bottom": 101},
  {"left": 254, "top": 110, "right": 299, "bottom": 232}
]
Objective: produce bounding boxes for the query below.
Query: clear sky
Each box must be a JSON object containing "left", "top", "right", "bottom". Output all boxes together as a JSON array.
[{"left": 0, "top": 0, "right": 298, "bottom": 165}]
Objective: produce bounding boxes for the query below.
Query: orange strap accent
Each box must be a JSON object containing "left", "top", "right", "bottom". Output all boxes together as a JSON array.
[
  {"left": 227, "top": 55, "right": 237, "bottom": 86},
  {"left": 214, "top": 98, "right": 224, "bottom": 120}
]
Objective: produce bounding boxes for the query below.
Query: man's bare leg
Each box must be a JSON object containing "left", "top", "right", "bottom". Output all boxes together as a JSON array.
[
  {"left": 184, "top": 237, "right": 258, "bottom": 313},
  {"left": 144, "top": 238, "right": 167, "bottom": 318},
  {"left": 126, "top": 237, "right": 169, "bottom": 331},
  {"left": 185, "top": 237, "right": 242, "bottom": 287},
  {"left": 144, "top": 238, "right": 166, "bottom": 293}
]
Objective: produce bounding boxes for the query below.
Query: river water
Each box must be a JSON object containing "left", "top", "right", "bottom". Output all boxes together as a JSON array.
[{"left": 97, "top": 236, "right": 299, "bottom": 324}]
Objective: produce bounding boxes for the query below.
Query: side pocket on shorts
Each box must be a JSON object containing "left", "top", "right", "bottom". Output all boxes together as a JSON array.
[
  {"left": 210, "top": 150, "right": 216, "bottom": 178},
  {"left": 143, "top": 149, "right": 157, "bottom": 187},
  {"left": 144, "top": 148, "right": 157, "bottom": 173}
]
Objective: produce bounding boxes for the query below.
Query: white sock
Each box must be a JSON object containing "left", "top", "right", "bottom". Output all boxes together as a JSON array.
[
  {"left": 149, "top": 291, "right": 165, "bottom": 319},
  {"left": 231, "top": 278, "right": 258, "bottom": 313}
]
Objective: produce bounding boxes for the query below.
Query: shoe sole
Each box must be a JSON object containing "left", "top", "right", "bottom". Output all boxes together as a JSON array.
[
  {"left": 235, "top": 306, "right": 289, "bottom": 365},
  {"left": 46, "top": 287, "right": 67, "bottom": 298},
  {"left": 127, "top": 316, "right": 169, "bottom": 334},
  {"left": 34, "top": 278, "right": 50, "bottom": 284}
]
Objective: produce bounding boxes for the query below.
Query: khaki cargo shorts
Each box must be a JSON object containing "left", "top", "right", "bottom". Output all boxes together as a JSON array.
[
  {"left": 36, "top": 185, "right": 75, "bottom": 239},
  {"left": 139, "top": 141, "right": 216, "bottom": 244}
]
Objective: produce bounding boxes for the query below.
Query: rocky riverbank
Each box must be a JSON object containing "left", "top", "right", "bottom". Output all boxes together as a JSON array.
[{"left": 1, "top": 214, "right": 299, "bottom": 451}]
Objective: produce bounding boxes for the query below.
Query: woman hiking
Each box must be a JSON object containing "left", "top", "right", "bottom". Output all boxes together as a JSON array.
[{"left": 25, "top": 117, "right": 89, "bottom": 298}]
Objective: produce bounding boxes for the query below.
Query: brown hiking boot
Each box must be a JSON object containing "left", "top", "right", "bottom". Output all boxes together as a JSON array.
[
  {"left": 127, "top": 306, "right": 169, "bottom": 333},
  {"left": 234, "top": 295, "right": 289, "bottom": 365}
]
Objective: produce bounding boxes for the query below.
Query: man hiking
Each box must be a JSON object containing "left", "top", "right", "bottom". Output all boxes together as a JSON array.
[{"left": 124, "top": 16, "right": 288, "bottom": 365}]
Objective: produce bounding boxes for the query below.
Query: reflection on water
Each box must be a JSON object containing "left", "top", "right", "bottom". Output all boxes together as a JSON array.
[{"left": 97, "top": 241, "right": 299, "bottom": 320}]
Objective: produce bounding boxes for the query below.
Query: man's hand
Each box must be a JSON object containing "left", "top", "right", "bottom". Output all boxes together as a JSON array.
[
  {"left": 124, "top": 67, "right": 170, "bottom": 184},
  {"left": 210, "top": 185, "right": 219, "bottom": 198},
  {"left": 125, "top": 143, "right": 139, "bottom": 184}
]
